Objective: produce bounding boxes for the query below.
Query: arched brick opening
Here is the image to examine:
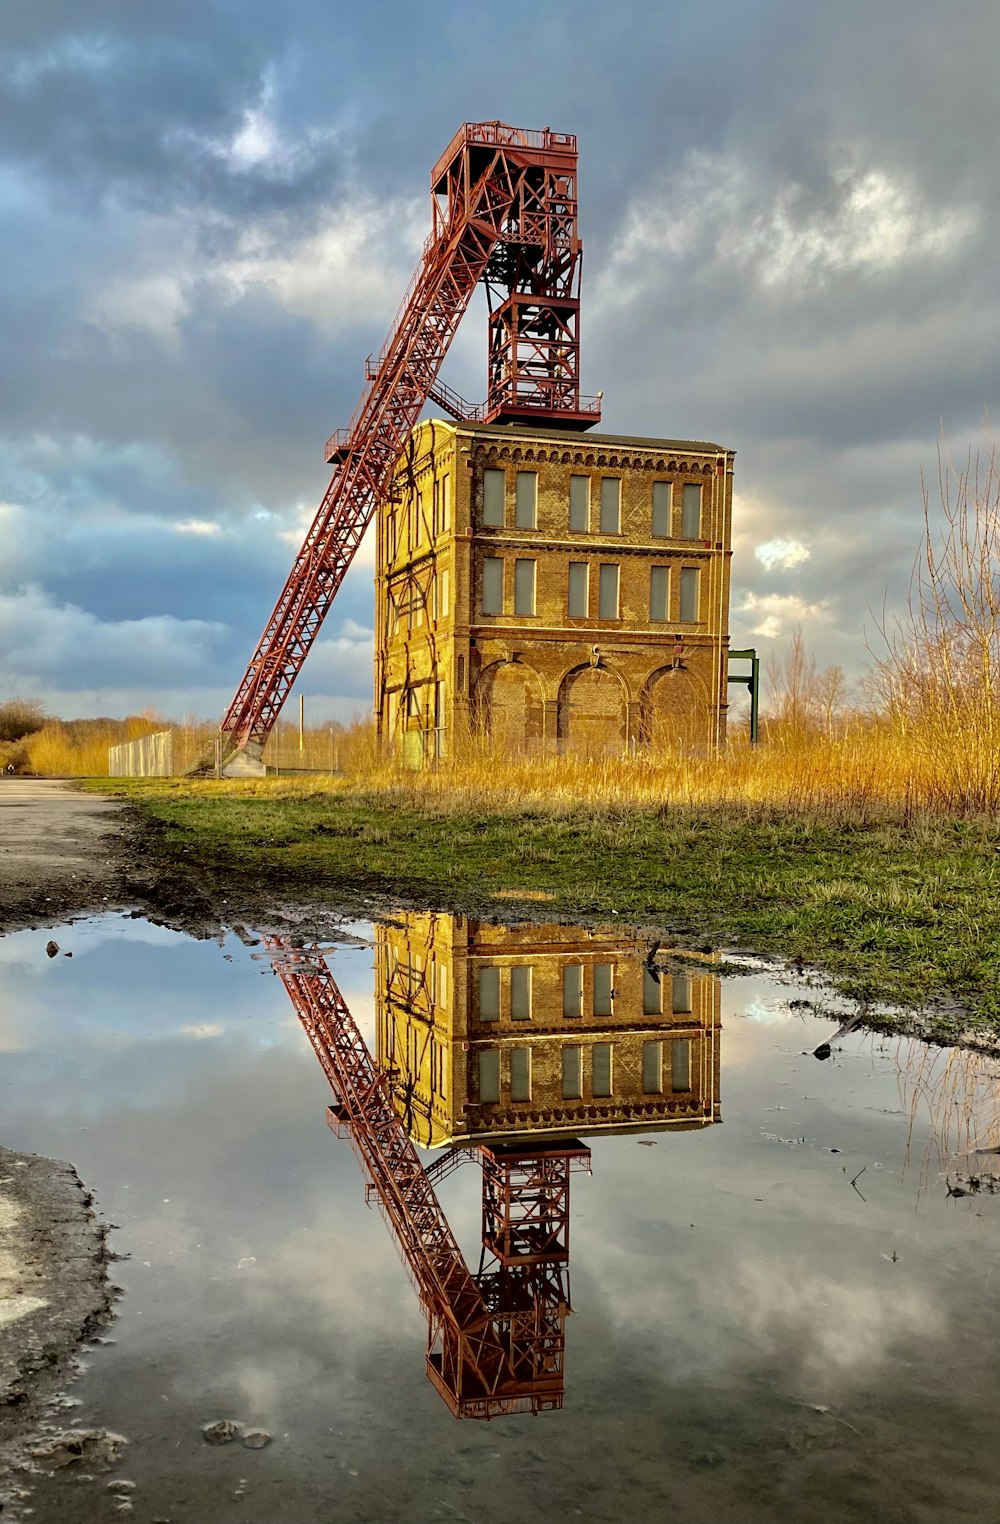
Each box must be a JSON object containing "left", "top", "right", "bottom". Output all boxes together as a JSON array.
[
  {"left": 474, "top": 661, "right": 544, "bottom": 750},
  {"left": 641, "top": 665, "right": 710, "bottom": 750},
  {"left": 556, "top": 664, "right": 627, "bottom": 754}
]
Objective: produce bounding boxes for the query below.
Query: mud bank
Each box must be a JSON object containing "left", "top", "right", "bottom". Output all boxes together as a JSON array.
[{"left": 0, "top": 1149, "right": 116, "bottom": 1463}]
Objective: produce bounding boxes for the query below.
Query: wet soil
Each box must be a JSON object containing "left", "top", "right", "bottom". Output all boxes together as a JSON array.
[{"left": 0, "top": 1148, "right": 117, "bottom": 1501}]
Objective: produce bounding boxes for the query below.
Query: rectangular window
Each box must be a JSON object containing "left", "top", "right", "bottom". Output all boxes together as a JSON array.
[
  {"left": 478, "top": 1049, "right": 500, "bottom": 1104},
  {"left": 438, "top": 568, "right": 450, "bottom": 619},
  {"left": 481, "top": 556, "right": 504, "bottom": 616},
  {"left": 598, "top": 563, "right": 620, "bottom": 619},
  {"left": 514, "top": 558, "right": 536, "bottom": 616},
  {"left": 438, "top": 963, "right": 448, "bottom": 1007},
  {"left": 649, "top": 566, "right": 669, "bottom": 622},
  {"left": 510, "top": 966, "right": 532, "bottom": 1021},
  {"left": 483, "top": 468, "right": 505, "bottom": 526},
  {"left": 643, "top": 967, "right": 662, "bottom": 1016},
  {"left": 681, "top": 482, "right": 703, "bottom": 538},
  {"left": 592, "top": 1042, "right": 613, "bottom": 1098},
  {"left": 672, "top": 973, "right": 692, "bottom": 1014},
  {"left": 600, "top": 478, "right": 621, "bottom": 534},
  {"left": 478, "top": 966, "right": 500, "bottom": 1022},
  {"left": 642, "top": 1040, "right": 663, "bottom": 1095},
  {"left": 593, "top": 963, "right": 614, "bottom": 1017},
  {"left": 563, "top": 964, "right": 583, "bottom": 1018},
  {"left": 569, "top": 475, "right": 590, "bottom": 532},
  {"left": 652, "top": 481, "right": 671, "bottom": 538},
  {"left": 510, "top": 1046, "right": 532, "bottom": 1102},
  {"left": 680, "top": 566, "right": 699, "bottom": 622},
  {"left": 515, "top": 471, "right": 537, "bottom": 529},
  {"left": 568, "top": 561, "right": 589, "bottom": 618},
  {"left": 671, "top": 1038, "right": 692, "bottom": 1092},
  {"left": 562, "top": 1046, "right": 582, "bottom": 1100},
  {"left": 407, "top": 688, "right": 421, "bottom": 718},
  {"left": 440, "top": 474, "right": 450, "bottom": 532}
]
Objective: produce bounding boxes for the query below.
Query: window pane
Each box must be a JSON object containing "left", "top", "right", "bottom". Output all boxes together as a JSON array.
[
  {"left": 439, "top": 568, "right": 450, "bottom": 618},
  {"left": 483, "top": 468, "right": 505, "bottom": 526},
  {"left": 514, "top": 558, "right": 536, "bottom": 616},
  {"left": 682, "top": 483, "right": 702, "bottom": 538},
  {"left": 599, "top": 563, "right": 620, "bottom": 619},
  {"left": 440, "top": 474, "right": 450, "bottom": 531},
  {"left": 478, "top": 1049, "right": 500, "bottom": 1103},
  {"left": 643, "top": 967, "right": 662, "bottom": 1015},
  {"left": 563, "top": 964, "right": 583, "bottom": 1018},
  {"left": 479, "top": 966, "right": 500, "bottom": 1021},
  {"left": 600, "top": 478, "right": 621, "bottom": 534},
  {"left": 671, "top": 1038, "right": 692, "bottom": 1092},
  {"left": 593, "top": 963, "right": 613, "bottom": 1016},
  {"left": 592, "top": 1042, "right": 612, "bottom": 1098},
  {"left": 510, "top": 1046, "right": 532, "bottom": 1101},
  {"left": 680, "top": 566, "right": 699, "bottom": 622},
  {"left": 652, "top": 481, "right": 671, "bottom": 538},
  {"left": 562, "top": 1046, "right": 582, "bottom": 1099},
  {"left": 511, "top": 966, "right": 532, "bottom": 1020},
  {"left": 672, "top": 973, "right": 692, "bottom": 1014},
  {"left": 642, "top": 1040, "right": 663, "bottom": 1095},
  {"left": 568, "top": 561, "right": 588, "bottom": 618},
  {"left": 650, "top": 566, "right": 669, "bottom": 621},
  {"left": 570, "top": 474, "right": 590, "bottom": 532},
  {"left": 482, "top": 557, "right": 503, "bottom": 615},
  {"left": 515, "top": 471, "right": 537, "bottom": 529}
]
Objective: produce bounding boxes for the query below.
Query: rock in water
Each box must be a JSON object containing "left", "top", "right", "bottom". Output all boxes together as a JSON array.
[
  {"left": 242, "top": 1430, "right": 271, "bottom": 1450},
  {"left": 202, "top": 1420, "right": 240, "bottom": 1445},
  {"left": 45, "top": 940, "right": 59, "bottom": 958}
]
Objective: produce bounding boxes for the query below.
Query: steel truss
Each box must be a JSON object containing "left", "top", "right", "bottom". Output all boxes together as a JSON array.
[
  {"left": 269, "top": 939, "right": 591, "bottom": 1418},
  {"left": 219, "top": 122, "right": 599, "bottom": 766}
]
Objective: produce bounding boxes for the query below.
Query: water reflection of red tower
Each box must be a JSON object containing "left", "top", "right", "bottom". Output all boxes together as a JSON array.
[{"left": 269, "top": 937, "right": 590, "bottom": 1418}]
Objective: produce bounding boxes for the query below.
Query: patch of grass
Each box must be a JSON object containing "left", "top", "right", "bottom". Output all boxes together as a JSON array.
[{"left": 90, "top": 775, "right": 1000, "bottom": 1041}]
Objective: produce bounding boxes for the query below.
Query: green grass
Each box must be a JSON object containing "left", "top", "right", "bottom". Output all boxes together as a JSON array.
[{"left": 89, "top": 776, "right": 1000, "bottom": 1041}]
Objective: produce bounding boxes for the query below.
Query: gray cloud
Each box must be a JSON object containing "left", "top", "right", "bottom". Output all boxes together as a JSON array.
[{"left": 1, "top": 0, "right": 997, "bottom": 717}]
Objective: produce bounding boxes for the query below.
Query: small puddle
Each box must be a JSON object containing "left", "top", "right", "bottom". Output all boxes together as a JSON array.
[{"left": 3, "top": 912, "right": 1000, "bottom": 1523}]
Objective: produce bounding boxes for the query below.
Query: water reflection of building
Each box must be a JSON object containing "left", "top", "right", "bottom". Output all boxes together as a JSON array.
[{"left": 376, "top": 913, "right": 722, "bottom": 1147}]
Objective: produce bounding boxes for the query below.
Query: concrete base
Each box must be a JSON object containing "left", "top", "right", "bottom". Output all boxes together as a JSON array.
[{"left": 220, "top": 750, "right": 268, "bottom": 778}]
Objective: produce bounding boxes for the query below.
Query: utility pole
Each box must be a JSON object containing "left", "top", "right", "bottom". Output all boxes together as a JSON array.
[{"left": 299, "top": 693, "right": 305, "bottom": 759}]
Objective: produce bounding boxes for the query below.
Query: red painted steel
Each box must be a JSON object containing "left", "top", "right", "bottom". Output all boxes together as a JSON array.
[
  {"left": 219, "top": 121, "right": 599, "bottom": 763},
  {"left": 268, "top": 938, "right": 590, "bottom": 1418}
]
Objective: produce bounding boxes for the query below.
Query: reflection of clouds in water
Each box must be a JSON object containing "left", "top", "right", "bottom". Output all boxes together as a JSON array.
[
  {"left": 179, "top": 1022, "right": 226, "bottom": 1039},
  {"left": 585, "top": 1233, "right": 944, "bottom": 1400},
  {"left": 741, "top": 997, "right": 793, "bottom": 1025}
]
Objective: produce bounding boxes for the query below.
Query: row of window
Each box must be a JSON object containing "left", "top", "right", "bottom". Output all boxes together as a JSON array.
[
  {"left": 388, "top": 569, "right": 451, "bottom": 632},
  {"left": 481, "top": 557, "right": 701, "bottom": 623},
  {"left": 483, "top": 470, "right": 705, "bottom": 539},
  {"left": 384, "top": 475, "right": 452, "bottom": 562},
  {"left": 477, "top": 1038, "right": 693, "bottom": 1103},
  {"left": 477, "top": 965, "right": 693, "bottom": 1021}
]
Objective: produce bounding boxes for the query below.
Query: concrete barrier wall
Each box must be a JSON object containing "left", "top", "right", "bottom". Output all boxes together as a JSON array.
[{"left": 108, "top": 730, "right": 174, "bottom": 777}]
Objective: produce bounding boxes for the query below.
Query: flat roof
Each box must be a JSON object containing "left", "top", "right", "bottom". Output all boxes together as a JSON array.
[{"left": 448, "top": 419, "right": 732, "bottom": 455}]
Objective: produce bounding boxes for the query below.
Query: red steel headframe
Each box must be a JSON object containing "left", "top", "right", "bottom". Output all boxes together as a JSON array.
[{"left": 219, "top": 122, "right": 599, "bottom": 765}]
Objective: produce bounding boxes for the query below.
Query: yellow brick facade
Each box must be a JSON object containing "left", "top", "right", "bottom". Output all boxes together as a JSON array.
[
  {"left": 375, "top": 419, "right": 734, "bottom": 759},
  {"left": 375, "top": 912, "right": 722, "bottom": 1147}
]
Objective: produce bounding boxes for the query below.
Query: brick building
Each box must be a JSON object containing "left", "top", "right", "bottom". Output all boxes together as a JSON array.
[
  {"left": 374, "top": 912, "right": 722, "bottom": 1148},
  {"left": 375, "top": 418, "right": 734, "bottom": 760}
]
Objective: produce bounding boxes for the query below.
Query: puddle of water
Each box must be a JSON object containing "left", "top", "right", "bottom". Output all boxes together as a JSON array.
[{"left": 3, "top": 912, "right": 1000, "bottom": 1522}]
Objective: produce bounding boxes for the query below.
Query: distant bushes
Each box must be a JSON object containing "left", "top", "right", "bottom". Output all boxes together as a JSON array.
[{"left": 0, "top": 697, "right": 46, "bottom": 743}]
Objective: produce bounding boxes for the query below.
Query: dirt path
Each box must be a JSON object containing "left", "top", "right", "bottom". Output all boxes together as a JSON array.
[{"left": 0, "top": 780, "right": 124, "bottom": 932}]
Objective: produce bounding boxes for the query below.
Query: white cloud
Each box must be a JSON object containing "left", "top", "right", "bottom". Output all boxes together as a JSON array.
[
  {"left": 173, "top": 518, "right": 223, "bottom": 537},
  {"left": 755, "top": 537, "right": 811, "bottom": 571},
  {"left": 597, "top": 147, "right": 979, "bottom": 308},
  {"left": 179, "top": 1023, "right": 226, "bottom": 1040},
  {"left": 737, "top": 591, "right": 830, "bottom": 639}
]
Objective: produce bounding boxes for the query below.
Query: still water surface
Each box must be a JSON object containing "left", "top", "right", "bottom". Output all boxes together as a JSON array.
[{"left": 3, "top": 913, "right": 1000, "bottom": 1523}]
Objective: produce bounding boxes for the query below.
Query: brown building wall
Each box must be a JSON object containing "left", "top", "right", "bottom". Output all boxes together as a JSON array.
[
  {"left": 375, "top": 419, "right": 734, "bottom": 761},
  {"left": 375, "top": 913, "right": 722, "bottom": 1147}
]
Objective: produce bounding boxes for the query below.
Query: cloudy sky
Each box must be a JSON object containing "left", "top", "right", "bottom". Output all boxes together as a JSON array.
[{"left": 1, "top": 0, "right": 996, "bottom": 722}]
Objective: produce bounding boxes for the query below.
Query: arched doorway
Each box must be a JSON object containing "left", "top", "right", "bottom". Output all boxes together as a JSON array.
[
  {"left": 475, "top": 661, "right": 543, "bottom": 751},
  {"left": 642, "top": 666, "right": 709, "bottom": 751},
  {"left": 557, "top": 664, "right": 627, "bottom": 754}
]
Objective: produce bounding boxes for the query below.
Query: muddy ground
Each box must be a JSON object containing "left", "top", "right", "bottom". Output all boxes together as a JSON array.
[
  {"left": 0, "top": 1148, "right": 117, "bottom": 1504},
  {"left": 0, "top": 778, "right": 371, "bottom": 942}
]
